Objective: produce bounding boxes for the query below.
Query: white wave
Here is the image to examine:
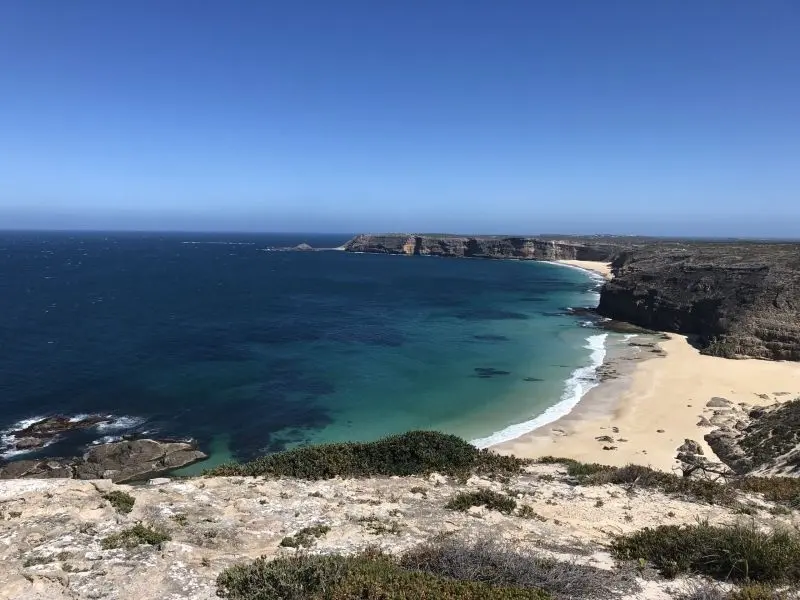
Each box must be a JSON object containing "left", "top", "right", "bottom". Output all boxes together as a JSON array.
[
  {"left": 2, "top": 416, "right": 47, "bottom": 433},
  {"left": 471, "top": 333, "right": 608, "bottom": 448},
  {"left": 91, "top": 435, "right": 123, "bottom": 445},
  {"left": 95, "top": 416, "right": 145, "bottom": 432},
  {"left": 69, "top": 414, "right": 91, "bottom": 423},
  {"left": 621, "top": 334, "right": 638, "bottom": 342},
  {"left": 0, "top": 415, "right": 53, "bottom": 459}
]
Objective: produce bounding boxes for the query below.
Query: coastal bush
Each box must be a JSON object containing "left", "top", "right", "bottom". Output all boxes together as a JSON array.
[
  {"left": 279, "top": 524, "right": 330, "bottom": 548},
  {"left": 445, "top": 489, "right": 517, "bottom": 514},
  {"left": 400, "top": 537, "right": 637, "bottom": 600},
  {"left": 679, "top": 582, "right": 789, "bottom": 600},
  {"left": 206, "top": 431, "right": 527, "bottom": 480},
  {"left": 101, "top": 524, "right": 171, "bottom": 550},
  {"left": 216, "top": 552, "right": 551, "bottom": 599},
  {"left": 102, "top": 490, "right": 135, "bottom": 514},
  {"left": 735, "top": 477, "right": 800, "bottom": 508},
  {"left": 538, "top": 458, "right": 742, "bottom": 505},
  {"left": 611, "top": 521, "right": 800, "bottom": 582}
]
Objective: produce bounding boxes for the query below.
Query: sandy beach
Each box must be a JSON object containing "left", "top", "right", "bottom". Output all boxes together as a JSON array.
[
  {"left": 493, "top": 334, "right": 800, "bottom": 471},
  {"left": 492, "top": 258, "right": 800, "bottom": 471},
  {"left": 555, "top": 259, "right": 613, "bottom": 279}
]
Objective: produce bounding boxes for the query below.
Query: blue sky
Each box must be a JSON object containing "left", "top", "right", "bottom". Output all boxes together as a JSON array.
[{"left": 1, "top": 1, "right": 799, "bottom": 236}]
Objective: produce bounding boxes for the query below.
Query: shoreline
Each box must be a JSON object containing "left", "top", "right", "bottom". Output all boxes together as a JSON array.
[
  {"left": 491, "top": 334, "right": 800, "bottom": 471},
  {"left": 472, "top": 260, "right": 612, "bottom": 449},
  {"left": 486, "top": 257, "right": 800, "bottom": 472}
]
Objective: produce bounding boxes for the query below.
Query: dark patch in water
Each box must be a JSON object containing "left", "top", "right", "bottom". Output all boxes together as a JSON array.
[
  {"left": 523, "top": 377, "right": 544, "bottom": 382},
  {"left": 473, "top": 334, "right": 510, "bottom": 342},
  {"left": 473, "top": 367, "right": 512, "bottom": 379},
  {"left": 456, "top": 309, "right": 529, "bottom": 321}
]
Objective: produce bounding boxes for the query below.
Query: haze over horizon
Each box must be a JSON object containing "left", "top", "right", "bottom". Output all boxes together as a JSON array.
[{"left": 2, "top": 1, "right": 799, "bottom": 237}]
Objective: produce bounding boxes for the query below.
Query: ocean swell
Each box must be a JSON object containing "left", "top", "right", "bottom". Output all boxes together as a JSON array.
[{"left": 471, "top": 333, "right": 609, "bottom": 448}]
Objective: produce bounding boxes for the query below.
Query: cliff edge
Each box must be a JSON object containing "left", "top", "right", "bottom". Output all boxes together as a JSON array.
[
  {"left": 343, "top": 234, "right": 624, "bottom": 261},
  {"left": 598, "top": 243, "right": 800, "bottom": 360}
]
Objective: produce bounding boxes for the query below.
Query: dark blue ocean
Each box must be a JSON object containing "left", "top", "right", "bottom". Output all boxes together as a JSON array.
[{"left": 0, "top": 232, "right": 607, "bottom": 470}]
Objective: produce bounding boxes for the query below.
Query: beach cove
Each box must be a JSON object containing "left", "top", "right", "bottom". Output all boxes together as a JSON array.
[{"left": 493, "top": 259, "right": 800, "bottom": 472}]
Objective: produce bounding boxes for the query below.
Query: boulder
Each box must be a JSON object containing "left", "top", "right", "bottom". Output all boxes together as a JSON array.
[{"left": 0, "top": 439, "right": 207, "bottom": 483}]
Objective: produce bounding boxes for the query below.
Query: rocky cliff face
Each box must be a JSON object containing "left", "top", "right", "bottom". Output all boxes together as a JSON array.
[
  {"left": 597, "top": 244, "right": 800, "bottom": 361},
  {"left": 343, "top": 234, "right": 622, "bottom": 261}
]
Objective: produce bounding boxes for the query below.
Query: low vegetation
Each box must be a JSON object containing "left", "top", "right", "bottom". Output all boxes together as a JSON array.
[
  {"left": 538, "top": 457, "right": 800, "bottom": 509},
  {"left": 680, "top": 582, "right": 791, "bottom": 600},
  {"left": 101, "top": 524, "right": 171, "bottom": 550},
  {"left": 400, "top": 537, "right": 637, "bottom": 600},
  {"left": 279, "top": 525, "right": 330, "bottom": 548},
  {"left": 738, "top": 400, "right": 800, "bottom": 471},
  {"left": 445, "top": 489, "right": 517, "bottom": 514},
  {"left": 611, "top": 521, "right": 800, "bottom": 583},
  {"left": 206, "top": 431, "right": 527, "bottom": 480},
  {"left": 102, "top": 490, "right": 135, "bottom": 514},
  {"left": 216, "top": 551, "right": 551, "bottom": 599}
]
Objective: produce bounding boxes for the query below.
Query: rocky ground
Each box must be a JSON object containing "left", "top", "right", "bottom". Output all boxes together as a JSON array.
[{"left": 2, "top": 461, "right": 797, "bottom": 600}]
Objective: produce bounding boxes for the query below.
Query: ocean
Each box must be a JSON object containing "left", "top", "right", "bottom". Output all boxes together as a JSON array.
[{"left": 0, "top": 232, "right": 610, "bottom": 470}]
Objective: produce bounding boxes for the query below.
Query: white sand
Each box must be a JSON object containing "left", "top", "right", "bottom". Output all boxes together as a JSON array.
[
  {"left": 554, "top": 260, "right": 613, "bottom": 279},
  {"left": 493, "top": 334, "right": 800, "bottom": 471}
]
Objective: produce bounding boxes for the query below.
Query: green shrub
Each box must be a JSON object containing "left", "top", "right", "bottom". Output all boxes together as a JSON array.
[
  {"left": 735, "top": 477, "right": 800, "bottom": 507},
  {"left": 207, "top": 431, "right": 526, "bottom": 480},
  {"left": 445, "top": 489, "right": 517, "bottom": 514},
  {"left": 279, "top": 525, "right": 330, "bottom": 548},
  {"left": 611, "top": 521, "right": 800, "bottom": 582},
  {"left": 217, "top": 552, "right": 550, "bottom": 599},
  {"left": 101, "top": 524, "right": 171, "bottom": 550},
  {"left": 401, "top": 537, "right": 636, "bottom": 600},
  {"left": 102, "top": 490, "right": 135, "bottom": 514}
]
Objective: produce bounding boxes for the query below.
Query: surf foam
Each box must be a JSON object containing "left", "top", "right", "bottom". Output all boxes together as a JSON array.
[{"left": 471, "top": 333, "right": 609, "bottom": 448}]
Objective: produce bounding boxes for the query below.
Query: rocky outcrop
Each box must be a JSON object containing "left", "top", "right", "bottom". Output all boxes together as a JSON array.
[
  {"left": 6, "top": 416, "right": 110, "bottom": 452},
  {"left": 0, "top": 439, "right": 207, "bottom": 483},
  {"left": 597, "top": 243, "right": 800, "bottom": 360},
  {"left": 343, "top": 234, "right": 623, "bottom": 262},
  {"left": 704, "top": 399, "right": 800, "bottom": 476}
]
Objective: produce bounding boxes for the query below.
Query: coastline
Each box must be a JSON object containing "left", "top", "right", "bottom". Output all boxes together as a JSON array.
[
  {"left": 491, "top": 334, "right": 800, "bottom": 471},
  {"left": 550, "top": 259, "right": 613, "bottom": 280},
  {"left": 487, "top": 257, "right": 800, "bottom": 472},
  {"left": 471, "top": 259, "right": 612, "bottom": 449}
]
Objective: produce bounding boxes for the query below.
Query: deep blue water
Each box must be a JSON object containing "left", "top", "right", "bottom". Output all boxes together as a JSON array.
[{"left": 0, "top": 232, "right": 602, "bottom": 467}]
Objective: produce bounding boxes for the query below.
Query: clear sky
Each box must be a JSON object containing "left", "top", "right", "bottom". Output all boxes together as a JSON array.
[{"left": 1, "top": 1, "right": 799, "bottom": 236}]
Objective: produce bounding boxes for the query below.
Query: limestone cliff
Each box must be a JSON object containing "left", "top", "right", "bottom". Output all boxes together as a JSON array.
[
  {"left": 597, "top": 243, "right": 800, "bottom": 360},
  {"left": 343, "top": 234, "right": 622, "bottom": 261}
]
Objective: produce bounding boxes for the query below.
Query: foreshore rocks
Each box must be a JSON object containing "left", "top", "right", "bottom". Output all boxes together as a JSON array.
[
  {"left": 597, "top": 243, "right": 800, "bottom": 361},
  {"left": 343, "top": 234, "right": 624, "bottom": 261},
  {"left": 0, "top": 438, "right": 207, "bottom": 483}
]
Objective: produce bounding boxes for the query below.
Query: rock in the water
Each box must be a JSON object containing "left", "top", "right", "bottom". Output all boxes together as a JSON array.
[
  {"left": 0, "top": 439, "right": 207, "bottom": 483},
  {"left": 2, "top": 415, "right": 111, "bottom": 455},
  {"left": 12, "top": 437, "right": 47, "bottom": 450},
  {"left": 707, "top": 397, "right": 732, "bottom": 408}
]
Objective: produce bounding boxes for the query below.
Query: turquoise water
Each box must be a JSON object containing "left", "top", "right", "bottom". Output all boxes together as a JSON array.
[{"left": 0, "top": 232, "right": 605, "bottom": 467}]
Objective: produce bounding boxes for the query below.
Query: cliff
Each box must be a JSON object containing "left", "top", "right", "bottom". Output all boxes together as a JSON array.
[
  {"left": 597, "top": 243, "right": 800, "bottom": 360},
  {"left": 343, "top": 234, "right": 623, "bottom": 261}
]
